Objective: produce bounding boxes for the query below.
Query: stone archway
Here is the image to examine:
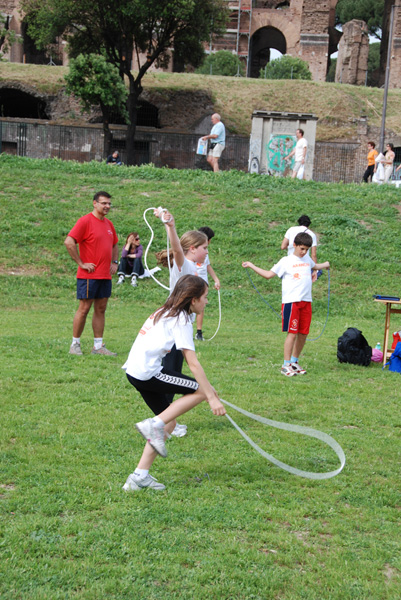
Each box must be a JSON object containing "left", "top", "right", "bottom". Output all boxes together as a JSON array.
[
  {"left": 249, "top": 26, "right": 287, "bottom": 78},
  {"left": 0, "top": 83, "right": 50, "bottom": 119}
]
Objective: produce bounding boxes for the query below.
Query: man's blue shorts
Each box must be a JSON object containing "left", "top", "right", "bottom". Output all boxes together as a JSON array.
[{"left": 76, "top": 279, "right": 112, "bottom": 300}]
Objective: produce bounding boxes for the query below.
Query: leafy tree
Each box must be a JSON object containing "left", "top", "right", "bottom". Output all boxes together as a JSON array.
[
  {"left": 21, "top": 0, "right": 228, "bottom": 165},
  {"left": 259, "top": 55, "right": 312, "bottom": 80},
  {"left": 0, "top": 14, "right": 18, "bottom": 59},
  {"left": 367, "top": 42, "right": 380, "bottom": 86},
  {"left": 65, "top": 54, "right": 129, "bottom": 156},
  {"left": 196, "top": 50, "right": 245, "bottom": 76},
  {"left": 326, "top": 58, "right": 337, "bottom": 83},
  {"left": 335, "top": 0, "right": 384, "bottom": 40}
]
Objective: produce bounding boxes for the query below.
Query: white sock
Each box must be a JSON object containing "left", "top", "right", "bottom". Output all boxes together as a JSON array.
[
  {"left": 72, "top": 337, "right": 80, "bottom": 345},
  {"left": 134, "top": 469, "right": 149, "bottom": 479},
  {"left": 152, "top": 416, "right": 165, "bottom": 428},
  {"left": 94, "top": 337, "right": 103, "bottom": 350}
]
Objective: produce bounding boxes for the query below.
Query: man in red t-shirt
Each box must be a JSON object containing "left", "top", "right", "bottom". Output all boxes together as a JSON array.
[{"left": 64, "top": 191, "right": 119, "bottom": 356}]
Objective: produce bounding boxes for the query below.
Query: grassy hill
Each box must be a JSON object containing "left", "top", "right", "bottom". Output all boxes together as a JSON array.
[
  {"left": 1, "top": 154, "right": 401, "bottom": 599},
  {"left": 1, "top": 62, "right": 401, "bottom": 140}
]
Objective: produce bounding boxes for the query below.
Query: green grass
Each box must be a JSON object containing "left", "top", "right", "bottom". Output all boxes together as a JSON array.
[
  {"left": 2, "top": 62, "right": 401, "bottom": 139},
  {"left": 1, "top": 155, "right": 401, "bottom": 599}
]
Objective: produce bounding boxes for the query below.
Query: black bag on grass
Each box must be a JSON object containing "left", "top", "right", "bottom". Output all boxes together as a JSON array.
[{"left": 337, "top": 327, "right": 371, "bottom": 366}]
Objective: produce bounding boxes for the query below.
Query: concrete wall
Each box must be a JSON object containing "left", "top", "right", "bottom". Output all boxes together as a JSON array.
[{"left": 249, "top": 110, "right": 317, "bottom": 179}]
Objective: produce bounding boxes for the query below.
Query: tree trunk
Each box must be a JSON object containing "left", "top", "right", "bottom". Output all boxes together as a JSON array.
[
  {"left": 100, "top": 103, "right": 113, "bottom": 158},
  {"left": 125, "top": 74, "right": 141, "bottom": 166}
]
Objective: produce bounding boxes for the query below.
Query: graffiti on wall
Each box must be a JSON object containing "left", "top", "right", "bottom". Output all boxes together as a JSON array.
[{"left": 266, "top": 134, "right": 296, "bottom": 176}]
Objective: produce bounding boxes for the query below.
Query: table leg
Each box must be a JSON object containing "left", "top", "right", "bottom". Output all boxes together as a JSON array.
[{"left": 383, "top": 302, "right": 391, "bottom": 367}]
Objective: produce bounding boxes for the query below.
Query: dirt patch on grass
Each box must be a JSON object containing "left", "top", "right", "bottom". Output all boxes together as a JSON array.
[{"left": 0, "top": 266, "right": 50, "bottom": 276}]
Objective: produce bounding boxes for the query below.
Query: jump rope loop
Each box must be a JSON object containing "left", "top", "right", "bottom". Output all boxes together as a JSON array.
[
  {"left": 143, "top": 206, "right": 222, "bottom": 341},
  {"left": 220, "top": 398, "right": 345, "bottom": 480},
  {"left": 245, "top": 268, "right": 331, "bottom": 342},
  {"left": 143, "top": 207, "right": 171, "bottom": 291}
]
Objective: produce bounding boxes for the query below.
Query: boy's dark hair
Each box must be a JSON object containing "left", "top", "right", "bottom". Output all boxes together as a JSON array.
[
  {"left": 93, "top": 191, "right": 111, "bottom": 202},
  {"left": 294, "top": 232, "right": 312, "bottom": 248},
  {"left": 297, "top": 214, "right": 311, "bottom": 228},
  {"left": 198, "top": 226, "right": 215, "bottom": 240}
]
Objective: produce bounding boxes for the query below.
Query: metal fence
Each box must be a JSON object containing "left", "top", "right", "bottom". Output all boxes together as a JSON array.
[
  {"left": 2, "top": 118, "right": 399, "bottom": 184},
  {"left": 0, "top": 118, "right": 250, "bottom": 172}
]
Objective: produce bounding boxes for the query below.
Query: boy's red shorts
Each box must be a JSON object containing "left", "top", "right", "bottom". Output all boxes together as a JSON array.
[{"left": 282, "top": 301, "right": 312, "bottom": 334}]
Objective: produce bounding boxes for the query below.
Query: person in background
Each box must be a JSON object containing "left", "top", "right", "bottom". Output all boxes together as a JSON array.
[
  {"left": 383, "top": 143, "right": 395, "bottom": 183},
  {"left": 363, "top": 141, "right": 378, "bottom": 183},
  {"left": 106, "top": 150, "right": 122, "bottom": 166},
  {"left": 285, "top": 128, "right": 307, "bottom": 179},
  {"left": 201, "top": 113, "right": 226, "bottom": 173}
]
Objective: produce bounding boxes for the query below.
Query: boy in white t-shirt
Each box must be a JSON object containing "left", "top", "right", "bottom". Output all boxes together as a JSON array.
[{"left": 242, "top": 232, "right": 330, "bottom": 377}]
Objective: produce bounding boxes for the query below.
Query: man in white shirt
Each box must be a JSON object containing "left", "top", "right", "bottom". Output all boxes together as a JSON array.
[{"left": 285, "top": 128, "right": 308, "bottom": 179}]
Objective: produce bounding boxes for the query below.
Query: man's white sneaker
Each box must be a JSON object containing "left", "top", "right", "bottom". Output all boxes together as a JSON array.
[
  {"left": 122, "top": 473, "right": 165, "bottom": 491},
  {"left": 136, "top": 418, "right": 167, "bottom": 457},
  {"left": 290, "top": 362, "right": 307, "bottom": 375},
  {"left": 171, "top": 423, "right": 187, "bottom": 437},
  {"left": 69, "top": 342, "right": 83, "bottom": 355}
]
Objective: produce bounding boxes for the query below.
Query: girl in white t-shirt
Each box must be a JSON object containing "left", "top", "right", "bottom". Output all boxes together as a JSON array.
[
  {"left": 122, "top": 275, "right": 226, "bottom": 492},
  {"left": 155, "top": 209, "right": 209, "bottom": 430}
]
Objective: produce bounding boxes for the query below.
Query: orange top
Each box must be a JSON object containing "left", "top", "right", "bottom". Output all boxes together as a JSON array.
[{"left": 367, "top": 149, "right": 378, "bottom": 166}]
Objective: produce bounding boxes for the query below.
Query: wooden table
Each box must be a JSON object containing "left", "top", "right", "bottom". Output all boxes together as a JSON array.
[{"left": 374, "top": 298, "right": 401, "bottom": 366}]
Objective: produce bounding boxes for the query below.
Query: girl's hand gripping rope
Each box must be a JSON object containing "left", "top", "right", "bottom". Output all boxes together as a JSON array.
[{"left": 154, "top": 207, "right": 173, "bottom": 225}]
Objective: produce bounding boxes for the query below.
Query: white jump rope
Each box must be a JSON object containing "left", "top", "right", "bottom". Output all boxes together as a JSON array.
[
  {"left": 143, "top": 207, "right": 222, "bottom": 341},
  {"left": 220, "top": 399, "right": 345, "bottom": 480},
  {"left": 143, "top": 207, "right": 345, "bottom": 479}
]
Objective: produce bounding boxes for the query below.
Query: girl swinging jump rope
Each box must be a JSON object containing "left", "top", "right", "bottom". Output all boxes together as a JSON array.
[
  {"left": 122, "top": 275, "right": 226, "bottom": 492},
  {"left": 154, "top": 207, "right": 209, "bottom": 437}
]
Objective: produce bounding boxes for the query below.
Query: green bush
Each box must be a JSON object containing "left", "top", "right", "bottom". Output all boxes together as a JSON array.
[
  {"left": 196, "top": 50, "right": 245, "bottom": 77},
  {"left": 259, "top": 55, "right": 312, "bottom": 80}
]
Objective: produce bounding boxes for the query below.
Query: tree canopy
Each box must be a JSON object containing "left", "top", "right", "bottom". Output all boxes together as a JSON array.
[
  {"left": 196, "top": 50, "right": 245, "bottom": 77},
  {"left": 335, "top": 0, "right": 384, "bottom": 40},
  {"left": 0, "top": 14, "right": 17, "bottom": 59},
  {"left": 259, "top": 55, "right": 312, "bottom": 81},
  {"left": 21, "top": 0, "right": 228, "bottom": 164},
  {"left": 65, "top": 54, "right": 129, "bottom": 154}
]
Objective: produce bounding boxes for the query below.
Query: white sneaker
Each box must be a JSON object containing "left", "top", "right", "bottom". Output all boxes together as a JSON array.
[
  {"left": 69, "top": 342, "right": 83, "bottom": 355},
  {"left": 290, "top": 362, "right": 307, "bottom": 375},
  {"left": 122, "top": 473, "right": 165, "bottom": 491},
  {"left": 131, "top": 276, "right": 138, "bottom": 287},
  {"left": 281, "top": 365, "right": 297, "bottom": 377},
  {"left": 171, "top": 423, "right": 187, "bottom": 437},
  {"left": 136, "top": 418, "right": 167, "bottom": 457},
  {"left": 116, "top": 275, "right": 125, "bottom": 285},
  {"left": 139, "top": 266, "right": 161, "bottom": 279}
]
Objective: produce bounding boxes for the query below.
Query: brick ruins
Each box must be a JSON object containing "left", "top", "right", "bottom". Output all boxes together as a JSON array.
[{"left": 1, "top": 0, "right": 401, "bottom": 86}]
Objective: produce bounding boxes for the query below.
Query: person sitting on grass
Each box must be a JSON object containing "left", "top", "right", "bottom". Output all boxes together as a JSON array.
[
  {"left": 106, "top": 150, "right": 122, "bottom": 165},
  {"left": 195, "top": 226, "right": 220, "bottom": 341},
  {"left": 116, "top": 232, "right": 144, "bottom": 288},
  {"left": 242, "top": 232, "right": 330, "bottom": 377},
  {"left": 122, "top": 275, "right": 226, "bottom": 492}
]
